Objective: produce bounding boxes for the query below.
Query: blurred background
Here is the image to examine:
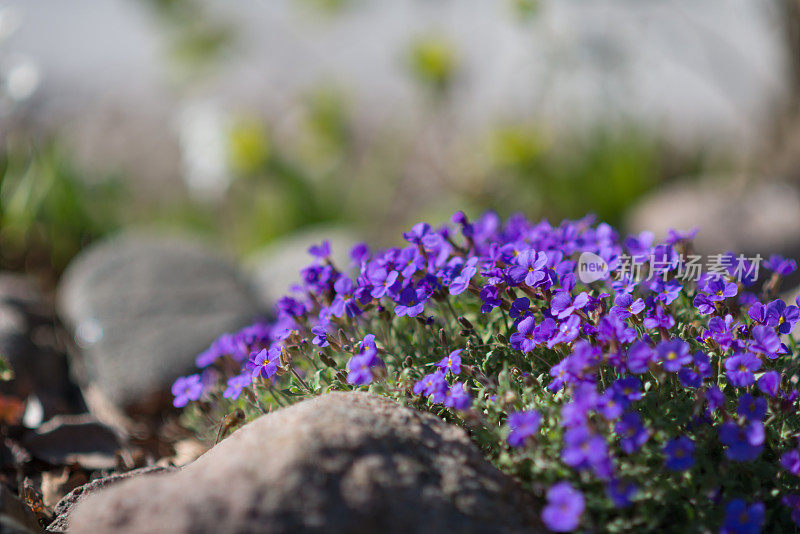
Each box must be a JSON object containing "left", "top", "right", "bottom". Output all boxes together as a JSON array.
[
  {"left": 1, "top": 1, "right": 800, "bottom": 513},
  {"left": 2, "top": 0, "right": 799, "bottom": 285}
]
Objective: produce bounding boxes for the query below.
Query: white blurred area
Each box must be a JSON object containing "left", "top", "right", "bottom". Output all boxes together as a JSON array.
[{"left": 0, "top": 0, "right": 791, "bottom": 197}]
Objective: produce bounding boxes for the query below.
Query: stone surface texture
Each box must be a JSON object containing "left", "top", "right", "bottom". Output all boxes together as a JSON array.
[{"left": 68, "top": 392, "right": 542, "bottom": 534}]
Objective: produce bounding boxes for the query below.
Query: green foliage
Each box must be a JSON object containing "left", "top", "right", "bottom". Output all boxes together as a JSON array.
[{"left": 0, "top": 140, "right": 121, "bottom": 275}]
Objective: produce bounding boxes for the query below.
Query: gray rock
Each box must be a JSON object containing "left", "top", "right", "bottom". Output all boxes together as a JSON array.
[
  {"left": 245, "top": 226, "right": 361, "bottom": 308},
  {"left": 626, "top": 178, "right": 800, "bottom": 264},
  {"left": 68, "top": 392, "right": 542, "bottom": 534},
  {"left": 21, "top": 415, "right": 124, "bottom": 470},
  {"left": 0, "top": 484, "right": 44, "bottom": 534},
  {"left": 47, "top": 466, "right": 172, "bottom": 533},
  {"left": 56, "top": 234, "right": 263, "bottom": 412}
]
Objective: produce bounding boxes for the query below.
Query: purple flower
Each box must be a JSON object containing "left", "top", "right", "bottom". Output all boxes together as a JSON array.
[
  {"left": 551, "top": 291, "right": 590, "bottom": 319},
  {"left": 749, "top": 325, "right": 781, "bottom": 358},
  {"left": 508, "top": 297, "right": 531, "bottom": 319},
  {"left": 562, "top": 425, "right": 607, "bottom": 470},
  {"left": 615, "top": 412, "right": 650, "bottom": 454},
  {"left": 394, "top": 284, "right": 427, "bottom": 317},
  {"left": 626, "top": 341, "right": 655, "bottom": 374},
  {"left": 222, "top": 373, "right": 252, "bottom": 400},
  {"left": 757, "top": 370, "right": 781, "bottom": 397},
  {"left": 311, "top": 325, "right": 329, "bottom": 347},
  {"left": 652, "top": 279, "right": 682, "bottom": 305},
  {"left": 510, "top": 316, "right": 537, "bottom": 353},
  {"left": 597, "top": 315, "right": 637, "bottom": 346},
  {"left": 509, "top": 249, "right": 548, "bottom": 287},
  {"left": 541, "top": 481, "right": 585, "bottom": 532},
  {"left": 507, "top": 410, "right": 542, "bottom": 447},
  {"left": 724, "top": 353, "right": 761, "bottom": 387},
  {"left": 611, "top": 293, "right": 645, "bottom": 320},
  {"left": 766, "top": 299, "right": 800, "bottom": 334},
  {"left": 719, "top": 421, "right": 764, "bottom": 462},
  {"left": 720, "top": 500, "right": 764, "bottom": 534},
  {"left": 308, "top": 240, "right": 331, "bottom": 259},
  {"left": 656, "top": 339, "right": 691, "bottom": 372},
  {"left": 369, "top": 268, "right": 399, "bottom": 299},
  {"left": 706, "top": 386, "right": 726, "bottom": 413},
  {"left": 706, "top": 314, "right": 738, "bottom": 350},
  {"left": 171, "top": 374, "right": 204, "bottom": 408},
  {"left": 449, "top": 257, "right": 478, "bottom": 296},
  {"left": 643, "top": 305, "right": 675, "bottom": 330},
  {"left": 413, "top": 370, "right": 447, "bottom": 401},
  {"left": 765, "top": 254, "right": 797, "bottom": 276},
  {"left": 663, "top": 437, "right": 695, "bottom": 471},
  {"left": 736, "top": 394, "right": 767, "bottom": 421},
  {"left": 548, "top": 315, "right": 581, "bottom": 348},
  {"left": 611, "top": 376, "right": 642, "bottom": 402},
  {"left": 678, "top": 351, "right": 712, "bottom": 388},
  {"left": 781, "top": 449, "right": 800, "bottom": 475},
  {"left": 479, "top": 284, "right": 501, "bottom": 313},
  {"left": 665, "top": 227, "right": 699, "bottom": 244},
  {"left": 350, "top": 242, "right": 370, "bottom": 263},
  {"left": 443, "top": 382, "right": 472, "bottom": 410},
  {"left": 693, "top": 293, "right": 716, "bottom": 315},
  {"left": 436, "top": 349, "right": 463, "bottom": 375},
  {"left": 346, "top": 348, "right": 382, "bottom": 386},
  {"left": 402, "top": 222, "right": 432, "bottom": 245},
  {"left": 246, "top": 348, "right": 280, "bottom": 381},
  {"left": 702, "top": 278, "right": 738, "bottom": 302}
]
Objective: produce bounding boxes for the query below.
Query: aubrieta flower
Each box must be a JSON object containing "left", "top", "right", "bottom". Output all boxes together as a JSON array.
[
  {"left": 736, "top": 394, "right": 767, "bottom": 422},
  {"left": 436, "top": 349, "right": 462, "bottom": 375},
  {"left": 542, "top": 481, "right": 585, "bottom": 532},
  {"left": 765, "top": 254, "right": 797, "bottom": 276},
  {"left": 656, "top": 339, "right": 691, "bottom": 373},
  {"left": 509, "top": 249, "right": 548, "bottom": 287},
  {"left": 663, "top": 437, "right": 695, "bottom": 471},
  {"left": 757, "top": 370, "right": 781, "bottom": 397},
  {"left": 346, "top": 347, "right": 383, "bottom": 386},
  {"left": 720, "top": 500, "right": 765, "bottom": 534},
  {"left": 562, "top": 425, "right": 608, "bottom": 471},
  {"left": 724, "top": 353, "right": 761, "bottom": 387},
  {"left": 246, "top": 348, "right": 280, "bottom": 381},
  {"left": 615, "top": 412, "right": 650, "bottom": 454},
  {"left": 765, "top": 299, "right": 800, "bottom": 334},
  {"left": 719, "top": 421, "right": 764, "bottom": 462},
  {"left": 171, "top": 374, "right": 204, "bottom": 408},
  {"left": 173, "top": 210, "right": 800, "bottom": 533},
  {"left": 507, "top": 410, "right": 542, "bottom": 447},
  {"left": 782, "top": 448, "right": 800, "bottom": 476},
  {"left": 413, "top": 370, "right": 447, "bottom": 402},
  {"left": 222, "top": 373, "right": 252, "bottom": 400},
  {"left": 443, "top": 382, "right": 472, "bottom": 410},
  {"left": 610, "top": 293, "right": 645, "bottom": 320},
  {"left": 510, "top": 316, "right": 537, "bottom": 353}
]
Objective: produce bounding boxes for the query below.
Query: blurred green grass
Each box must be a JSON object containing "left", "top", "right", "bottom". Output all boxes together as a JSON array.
[{"left": 0, "top": 1, "right": 723, "bottom": 278}]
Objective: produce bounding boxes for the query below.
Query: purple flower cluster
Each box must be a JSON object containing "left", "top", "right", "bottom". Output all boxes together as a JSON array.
[{"left": 173, "top": 211, "right": 800, "bottom": 532}]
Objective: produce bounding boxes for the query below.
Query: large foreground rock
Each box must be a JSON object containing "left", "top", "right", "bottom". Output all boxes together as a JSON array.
[
  {"left": 57, "top": 234, "right": 262, "bottom": 413},
  {"left": 68, "top": 392, "right": 542, "bottom": 534}
]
